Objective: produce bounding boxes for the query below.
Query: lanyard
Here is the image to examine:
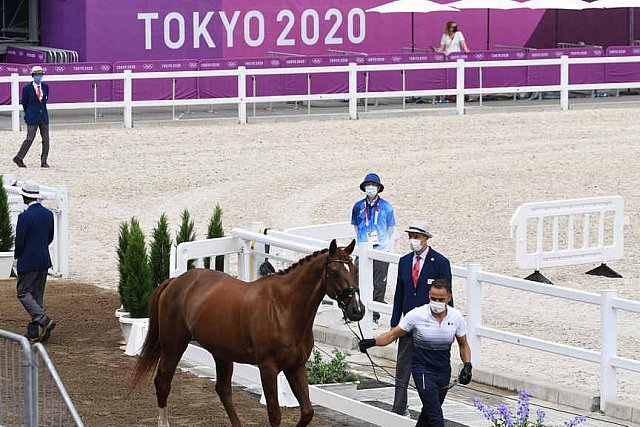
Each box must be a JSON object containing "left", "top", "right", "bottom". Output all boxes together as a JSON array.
[{"left": 363, "top": 198, "right": 380, "bottom": 227}]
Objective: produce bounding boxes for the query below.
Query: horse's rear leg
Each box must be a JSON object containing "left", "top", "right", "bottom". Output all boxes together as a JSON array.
[
  {"left": 259, "top": 362, "right": 282, "bottom": 426},
  {"left": 154, "top": 339, "right": 189, "bottom": 427},
  {"left": 213, "top": 357, "right": 242, "bottom": 427},
  {"left": 284, "top": 364, "right": 314, "bottom": 427}
]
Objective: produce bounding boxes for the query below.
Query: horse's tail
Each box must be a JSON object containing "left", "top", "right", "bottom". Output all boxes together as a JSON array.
[{"left": 131, "top": 278, "right": 172, "bottom": 391}]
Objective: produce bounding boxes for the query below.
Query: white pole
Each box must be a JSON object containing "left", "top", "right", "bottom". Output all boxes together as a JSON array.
[
  {"left": 238, "top": 66, "right": 247, "bottom": 124},
  {"left": 348, "top": 62, "right": 358, "bottom": 120},
  {"left": 123, "top": 70, "right": 133, "bottom": 128},
  {"left": 250, "top": 221, "right": 265, "bottom": 281},
  {"left": 11, "top": 73, "right": 20, "bottom": 132},
  {"left": 466, "top": 264, "right": 482, "bottom": 367},
  {"left": 600, "top": 289, "right": 617, "bottom": 410},
  {"left": 55, "top": 186, "right": 69, "bottom": 278},
  {"left": 456, "top": 59, "right": 465, "bottom": 115},
  {"left": 560, "top": 55, "right": 569, "bottom": 111},
  {"left": 358, "top": 242, "right": 374, "bottom": 337}
]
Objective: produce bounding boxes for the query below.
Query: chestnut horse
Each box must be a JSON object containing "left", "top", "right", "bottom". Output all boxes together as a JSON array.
[{"left": 132, "top": 239, "right": 364, "bottom": 426}]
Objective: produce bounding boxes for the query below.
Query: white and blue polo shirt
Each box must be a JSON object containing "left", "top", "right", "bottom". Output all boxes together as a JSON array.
[
  {"left": 351, "top": 197, "right": 396, "bottom": 251},
  {"left": 398, "top": 305, "right": 467, "bottom": 375}
]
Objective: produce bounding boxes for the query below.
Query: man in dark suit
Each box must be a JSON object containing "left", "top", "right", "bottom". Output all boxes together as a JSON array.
[
  {"left": 389, "top": 220, "right": 452, "bottom": 416},
  {"left": 14, "top": 181, "right": 56, "bottom": 343},
  {"left": 13, "top": 65, "right": 50, "bottom": 168}
]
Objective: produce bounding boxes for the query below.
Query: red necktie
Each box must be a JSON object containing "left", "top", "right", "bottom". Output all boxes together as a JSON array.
[
  {"left": 412, "top": 255, "right": 421, "bottom": 288},
  {"left": 36, "top": 85, "right": 41, "bottom": 101}
]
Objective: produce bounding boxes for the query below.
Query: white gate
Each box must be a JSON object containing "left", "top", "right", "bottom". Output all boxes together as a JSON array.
[{"left": 509, "top": 196, "right": 628, "bottom": 272}]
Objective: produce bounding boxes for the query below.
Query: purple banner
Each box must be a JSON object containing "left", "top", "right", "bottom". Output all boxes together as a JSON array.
[
  {"left": 527, "top": 48, "right": 605, "bottom": 86},
  {"left": 5, "top": 46, "right": 46, "bottom": 64},
  {"left": 112, "top": 60, "right": 199, "bottom": 101},
  {"left": 357, "top": 53, "right": 447, "bottom": 93},
  {"left": 20, "top": 63, "right": 114, "bottom": 103},
  {"left": 199, "top": 57, "right": 283, "bottom": 98},
  {"left": 0, "top": 63, "right": 30, "bottom": 105},
  {"left": 605, "top": 46, "right": 640, "bottom": 84},
  {"left": 446, "top": 50, "right": 527, "bottom": 89}
]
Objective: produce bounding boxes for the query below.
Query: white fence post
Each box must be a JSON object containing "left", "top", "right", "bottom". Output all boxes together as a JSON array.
[
  {"left": 600, "top": 289, "right": 617, "bottom": 410},
  {"left": 348, "top": 62, "right": 358, "bottom": 120},
  {"left": 456, "top": 59, "right": 465, "bottom": 115},
  {"left": 11, "top": 73, "right": 20, "bottom": 132},
  {"left": 466, "top": 264, "right": 482, "bottom": 367},
  {"left": 123, "top": 70, "right": 133, "bottom": 128},
  {"left": 358, "top": 242, "right": 374, "bottom": 338},
  {"left": 238, "top": 66, "right": 247, "bottom": 124},
  {"left": 250, "top": 221, "right": 265, "bottom": 280},
  {"left": 560, "top": 55, "right": 569, "bottom": 111},
  {"left": 55, "top": 186, "right": 69, "bottom": 278}
]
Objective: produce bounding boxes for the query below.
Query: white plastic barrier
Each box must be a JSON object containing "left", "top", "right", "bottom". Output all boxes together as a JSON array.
[
  {"left": 2, "top": 175, "right": 69, "bottom": 278},
  {"left": 509, "top": 196, "right": 628, "bottom": 270}
]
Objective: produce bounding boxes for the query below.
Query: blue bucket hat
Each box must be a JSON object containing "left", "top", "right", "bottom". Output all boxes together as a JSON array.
[{"left": 359, "top": 173, "right": 384, "bottom": 193}]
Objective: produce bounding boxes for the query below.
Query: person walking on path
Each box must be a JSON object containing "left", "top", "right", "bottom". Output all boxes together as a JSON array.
[
  {"left": 359, "top": 279, "right": 472, "bottom": 427},
  {"left": 351, "top": 172, "right": 396, "bottom": 324},
  {"left": 13, "top": 65, "right": 50, "bottom": 168},
  {"left": 389, "top": 220, "right": 453, "bottom": 416},
  {"left": 14, "top": 181, "right": 56, "bottom": 343}
]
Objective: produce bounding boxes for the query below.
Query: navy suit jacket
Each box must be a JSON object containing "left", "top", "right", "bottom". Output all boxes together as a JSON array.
[
  {"left": 390, "top": 247, "right": 453, "bottom": 327},
  {"left": 21, "top": 83, "right": 49, "bottom": 125},
  {"left": 14, "top": 203, "right": 54, "bottom": 274}
]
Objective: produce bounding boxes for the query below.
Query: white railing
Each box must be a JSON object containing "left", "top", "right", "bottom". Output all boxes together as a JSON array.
[
  {"left": 1, "top": 175, "right": 69, "bottom": 278},
  {"left": 169, "top": 224, "right": 640, "bottom": 413},
  {"left": 509, "top": 196, "right": 628, "bottom": 270},
  {"left": 3, "top": 55, "right": 640, "bottom": 130}
]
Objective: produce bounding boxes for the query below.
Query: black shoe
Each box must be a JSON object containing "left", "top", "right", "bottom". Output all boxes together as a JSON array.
[
  {"left": 39, "top": 320, "right": 56, "bottom": 343},
  {"left": 41, "top": 163, "right": 50, "bottom": 168},
  {"left": 24, "top": 334, "right": 39, "bottom": 344},
  {"left": 13, "top": 156, "right": 26, "bottom": 168}
]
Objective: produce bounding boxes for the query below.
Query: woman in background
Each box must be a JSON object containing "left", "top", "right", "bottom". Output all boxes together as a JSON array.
[{"left": 436, "top": 21, "right": 469, "bottom": 55}]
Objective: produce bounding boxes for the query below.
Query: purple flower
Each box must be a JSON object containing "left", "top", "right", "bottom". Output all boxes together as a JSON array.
[
  {"left": 563, "top": 415, "right": 588, "bottom": 427},
  {"left": 517, "top": 389, "right": 530, "bottom": 423},
  {"left": 474, "top": 397, "right": 498, "bottom": 423},
  {"left": 536, "top": 408, "right": 546, "bottom": 425},
  {"left": 497, "top": 403, "right": 514, "bottom": 427}
]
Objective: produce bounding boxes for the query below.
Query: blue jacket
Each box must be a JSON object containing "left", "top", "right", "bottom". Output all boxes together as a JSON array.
[
  {"left": 14, "top": 203, "right": 54, "bottom": 274},
  {"left": 390, "top": 247, "right": 453, "bottom": 327},
  {"left": 21, "top": 83, "right": 49, "bottom": 125}
]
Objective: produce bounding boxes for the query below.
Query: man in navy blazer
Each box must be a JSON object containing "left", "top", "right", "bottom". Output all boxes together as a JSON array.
[
  {"left": 14, "top": 181, "right": 56, "bottom": 343},
  {"left": 389, "top": 220, "right": 453, "bottom": 416},
  {"left": 13, "top": 65, "right": 50, "bottom": 168}
]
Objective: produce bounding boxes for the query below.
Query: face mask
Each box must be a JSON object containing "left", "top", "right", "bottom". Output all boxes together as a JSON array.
[
  {"left": 410, "top": 239, "right": 423, "bottom": 252},
  {"left": 33, "top": 75, "right": 43, "bottom": 84},
  {"left": 452, "top": 26, "right": 458, "bottom": 33},
  {"left": 430, "top": 301, "right": 446, "bottom": 314},
  {"left": 364, "top": 185, "right": 378, "bottom": 198}
]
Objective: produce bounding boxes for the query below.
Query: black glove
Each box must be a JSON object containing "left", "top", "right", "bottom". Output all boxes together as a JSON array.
[
  {"left": 358, "top": 339, "right": 376, "bottom": 353},
  {"left": 458, "top": 362, "right": 472, "bottom": 385}
]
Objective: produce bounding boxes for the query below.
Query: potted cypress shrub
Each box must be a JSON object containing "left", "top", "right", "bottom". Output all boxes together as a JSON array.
[
  {"left": 306, "top": 348, "right": 361, "bottom": 399},
  {"left": 176, "top": 209, "right": 196, "bottom": 269},
  {"left": 149, "top": 213, "right": 172, "bottom": 286},
  {"left": 204, "top": 204, "right": 224, "bottom": 271},
  {"left": 116, "top": 221, "right": 130, "bottom": 319},
  {"left": 119, "top": 218, "right": 154, "bottom": 345},
  {"left": 0, "top": 177, "right": 15, "bottom": 277}
]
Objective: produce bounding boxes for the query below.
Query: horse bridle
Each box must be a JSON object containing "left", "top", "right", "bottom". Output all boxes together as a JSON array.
[{"left": 323, "top": 258, "right": 360, "bottom": 311}]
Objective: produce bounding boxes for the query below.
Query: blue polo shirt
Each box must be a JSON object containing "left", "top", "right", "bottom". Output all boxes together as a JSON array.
[
  {"left": 351, "top": 197, "right": 396, "bottom": 251},
  {"left": 399, "top": 305, "right": 467, "bottom": 376}
]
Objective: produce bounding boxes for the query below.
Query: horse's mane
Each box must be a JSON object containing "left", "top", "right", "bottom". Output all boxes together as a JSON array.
[{"left": 276, "top": 248, "right": 329, "bottom": 276}]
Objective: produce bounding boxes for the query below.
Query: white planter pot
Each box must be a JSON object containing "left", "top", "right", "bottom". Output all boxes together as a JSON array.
[
  {"left": 115, "top": 306, "right": 129, "bottom": 319},
  {"left": 315, "top": 382, "right": 360, "bottom": 399},
  {"left": 0, "top": 252, "right": 13, "bottom": 278},
  {"left": 119, "top": 315, "right": 149, "bottom": 355}
]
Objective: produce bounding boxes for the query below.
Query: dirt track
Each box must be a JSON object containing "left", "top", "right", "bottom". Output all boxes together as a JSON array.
[{"left": 0, "top": 279, "right": 330, "bottom": 426}]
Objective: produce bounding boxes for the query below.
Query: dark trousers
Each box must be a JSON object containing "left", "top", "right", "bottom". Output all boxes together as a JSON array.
[
  {"left": 16, "top": 270, "right": 50, "bottom": 337},
  {"left": 372, "top": 259, "right": 389, "bottom": 322},
  {"left": 392, "top": 333, "right": 414, "bottom": 413},
  {"left": 413, "top": 370, "right": 450, "bottom": 427},
  {"left": 17, "top": 122, "right": 50, "bottom": 164}
]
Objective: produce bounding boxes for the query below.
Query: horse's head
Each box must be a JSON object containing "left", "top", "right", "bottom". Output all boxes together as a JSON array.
[{"left": 324, "top": 239, "right": 365, "bottom": 322}]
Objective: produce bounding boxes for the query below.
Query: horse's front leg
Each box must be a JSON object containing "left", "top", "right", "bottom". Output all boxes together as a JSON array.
[
  {"left": 283, "top": 364, "right": 314, "bottom": 427},
  {"left": 259, "top": 361, "right": 282, "bottom": 426}
]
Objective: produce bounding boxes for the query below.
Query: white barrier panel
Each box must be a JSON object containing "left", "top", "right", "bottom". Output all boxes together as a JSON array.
[
  {"left": 283, "top": 222, "right": 355, "bottom": 242},
  {"left": 2, "top": 175, "right": 69, "bottom": 278},
  {"left": 509, "top": 196, "right": 628, "bottom": 270}
]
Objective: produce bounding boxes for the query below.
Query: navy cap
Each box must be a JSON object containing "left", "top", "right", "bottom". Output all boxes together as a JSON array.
[{"left": 359, "top": 173, "right": 384, "bottom": 192}]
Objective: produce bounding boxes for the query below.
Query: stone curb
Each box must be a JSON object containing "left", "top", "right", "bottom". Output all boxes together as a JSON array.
[{"left": 313, "top": 324, "right": 640, "bottom": 424}]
